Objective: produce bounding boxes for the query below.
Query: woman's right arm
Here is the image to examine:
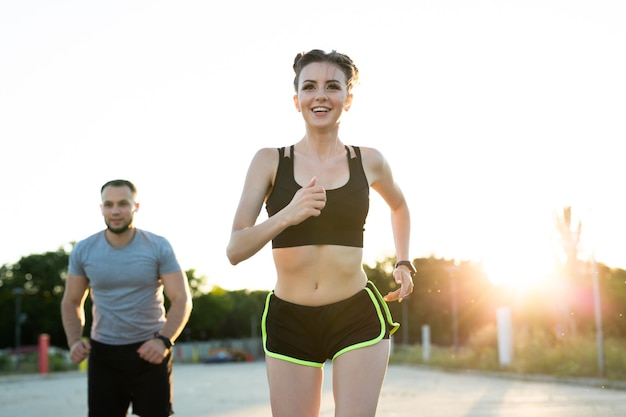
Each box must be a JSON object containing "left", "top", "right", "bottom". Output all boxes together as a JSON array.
[
  {"left": 226, "top": 148, "right": 327, "bottom": 265},
  {"left": 226, "top": 148, "right": 287, "bottom": 265}
]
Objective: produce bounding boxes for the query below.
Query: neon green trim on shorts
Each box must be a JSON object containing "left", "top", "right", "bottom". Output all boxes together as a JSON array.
[
  {"left": 331, "top": 281, "right": 400, "bottom": 360},
  {"left": 367, "top": 280, "right": 401, "bottom": 336},
  {"left": 261, "top": 291, "right": 326, "bottom": 368},
  {"left": 261, "top": 281, "right": 400, "bottom": 367},
  {"left": 331, "top": 286, "right": 385, "bottom": 360}
]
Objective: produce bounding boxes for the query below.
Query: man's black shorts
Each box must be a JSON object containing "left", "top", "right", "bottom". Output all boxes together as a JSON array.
[{"left": 88, "top": 339, "right": 173, "bottom": 417}]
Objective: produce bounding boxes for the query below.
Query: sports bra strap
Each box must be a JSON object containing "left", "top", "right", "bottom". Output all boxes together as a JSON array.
[{"left": 280, "top": 144, "right": 358, "bottom": 160}]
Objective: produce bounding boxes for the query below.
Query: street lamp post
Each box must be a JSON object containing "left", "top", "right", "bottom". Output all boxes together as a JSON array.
[
  {"left": 12, "top": 288, "right": 25, "bottom": 371},
  {"left": 451, "top": 275, "right": 459, "bottom": 355},
  {"left": 447, "top": 265, "right": 459, "bottom": 356},
  {"left": 591, "top": 255, "right": 606, "bottom": 377},
  {"left": 582, "top": 209, "right": 605, "bottom": 377},
  {"left": 401, "top": 296, "right": 409, "bottom": 346}
]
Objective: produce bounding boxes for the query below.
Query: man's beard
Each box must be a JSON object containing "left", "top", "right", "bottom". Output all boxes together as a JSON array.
[{"left": 106, "top": 220, "right": 131, "bottom": 234}]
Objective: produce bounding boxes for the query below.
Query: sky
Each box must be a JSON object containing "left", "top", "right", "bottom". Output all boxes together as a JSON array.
[{"left": 1, "top": 0, "right": 624, "bottom": 291}]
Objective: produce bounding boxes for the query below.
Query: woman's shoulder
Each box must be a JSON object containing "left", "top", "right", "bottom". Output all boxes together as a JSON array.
[
  {"left": 250, "top": 147, "right": 281, "bottom": 167},
  {"left": 351, "top": 145, "right": 390, "bottom": 185},
  {"left": 352, "top": 145, "right": 385, "bottom": 164},
  {"left": 244, "top": 147, "right": 287, "bottom": 182},
  {"left": 253, "top": 146, "right": 289, "bottom": 158}
]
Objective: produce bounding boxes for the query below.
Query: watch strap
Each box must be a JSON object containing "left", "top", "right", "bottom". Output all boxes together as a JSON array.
[
  {"left": 395, "top": 260, "right": 416, "bottom": 277},
  {"left": 154, "top": 332, "right": 173, "bottom": 349}
]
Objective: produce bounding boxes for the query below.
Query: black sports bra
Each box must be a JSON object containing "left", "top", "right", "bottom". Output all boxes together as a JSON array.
[{"left": 265, "top": 145, "right": 370, "bottom": 248}]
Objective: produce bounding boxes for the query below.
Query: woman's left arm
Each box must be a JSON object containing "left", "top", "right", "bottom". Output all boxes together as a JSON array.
[{"left": 363, "top": 147, "right": 414, "bottom": 302}]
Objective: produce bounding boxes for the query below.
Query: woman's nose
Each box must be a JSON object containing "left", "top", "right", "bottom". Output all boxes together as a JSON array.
[{"left": 314, "top": 89, "right": 328, "bottom": 100}]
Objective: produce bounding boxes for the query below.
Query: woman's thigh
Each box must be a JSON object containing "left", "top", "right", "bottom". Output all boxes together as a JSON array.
[
  {"left": 332, "top": 340, "right": 390, "bottom": 417},
  {"left": 266, "top": 356, "right": 324, "bottom": 417}
]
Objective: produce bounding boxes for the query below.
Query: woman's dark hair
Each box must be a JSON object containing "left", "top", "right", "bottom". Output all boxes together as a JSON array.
[{"left": 293, "top": 49, "right": 359, "bottom": 93}]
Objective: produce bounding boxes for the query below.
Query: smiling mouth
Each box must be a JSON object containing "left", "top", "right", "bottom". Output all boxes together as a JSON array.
[{"left": 312, "top": 107, "right": 330, "bottom": 113}]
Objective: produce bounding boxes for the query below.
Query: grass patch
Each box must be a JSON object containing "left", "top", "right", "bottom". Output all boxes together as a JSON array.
[
  {"left": 0, "top": 349, "right": 76, "bottom": 375},
  {"left": 391, "top": 326, "right": 625, "bottom": 381}
]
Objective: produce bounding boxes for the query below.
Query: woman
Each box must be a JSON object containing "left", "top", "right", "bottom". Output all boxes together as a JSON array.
[{"left": 227, "top": 49, "right": 414, "bottom": 417}]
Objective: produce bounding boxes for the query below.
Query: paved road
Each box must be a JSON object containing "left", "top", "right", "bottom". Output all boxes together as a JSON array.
[{"left": 1, "top": 361, "right": 625, "bottom": 416}]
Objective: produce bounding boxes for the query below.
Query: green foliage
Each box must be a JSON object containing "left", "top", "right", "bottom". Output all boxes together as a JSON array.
[
  {"left": 1, "top": 245, "right": 626, "bottom": 382},
  {"left": 0, "top": 249, "right": 70, "bottom": 348},
  {"left": 604, "top": 338, "right": 626, "bottom": 380},
  {"left": 391, "top": 329, "right": 626, "bottom": 381},
  {"left": 510, "top": 329, "right": 625, "bottom": 380},
  {"left": 603, "top": 267, "right": 626, "bottom": 338},
  {"left": 379, "top": 257, "right": 495, "bottom": 346},
  {"left": 184, "top": 287, "right": 268, "bottom": 341},
  {"left": 0, "top": 354, "right": 11, "bottom": 371},
  {"left": 0, "top": 349, "right": 75, "bottom": 375},
  {"left": 186, "top": 288, "right": 234, "bottom": 340},
  {"left": 185, "top": 268, "right": 207, "bottom": 298}
]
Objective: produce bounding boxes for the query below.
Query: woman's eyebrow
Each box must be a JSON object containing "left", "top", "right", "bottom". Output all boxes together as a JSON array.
[{"left": 302, "top": 79, "right": 342, "bottom": 84}]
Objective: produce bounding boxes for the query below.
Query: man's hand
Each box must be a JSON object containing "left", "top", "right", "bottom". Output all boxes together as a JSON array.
[
  {"left": 69, "top": 339, "right": 91, "bottom": 364},
  {"left": 137, "top": 338, "right": 169, "bottom": 364}
]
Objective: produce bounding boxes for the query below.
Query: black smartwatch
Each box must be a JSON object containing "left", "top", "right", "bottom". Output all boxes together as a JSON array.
[
  {"left": 395, "top": 260, "right": 416, "bottom": 278},
  {"left": 154, "top": 332, "right": 173, "bottom": 349}
]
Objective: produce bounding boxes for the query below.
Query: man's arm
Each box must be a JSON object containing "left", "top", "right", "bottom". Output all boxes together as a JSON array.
[
  {"left": 137, "top": 269, "right": 192, "bottom": 364},
  {"left": 159, "top": 269, "right": 193, "bottom": 342},
  {"left": 61, "top": 274, "right": 91, "bottom": 363}
]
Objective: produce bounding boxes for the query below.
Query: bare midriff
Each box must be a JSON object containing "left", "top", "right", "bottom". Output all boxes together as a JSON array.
[{"left": 272, "top": 245, "right": 368, "bottom": 306}]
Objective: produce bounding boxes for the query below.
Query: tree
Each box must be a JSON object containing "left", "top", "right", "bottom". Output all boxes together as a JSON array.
[
  {"left": 603, "top": 267, "right": 626, "bottom": 338},
  {"left": 184, "top": 268, "right": 208, "bottom": 299},
  {"left": 2, "top": 245, "right": 625, "bottom": 353},
  {"left": 365, "top": 256, "right": 494, "bottom": 346},
  {"left": 0, "top": 249, "right": 69, "bottom": 348}
]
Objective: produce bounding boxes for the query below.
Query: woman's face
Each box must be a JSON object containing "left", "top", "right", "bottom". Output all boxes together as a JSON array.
[{"left": 294, "top": 62, "right": 352, "bottom": 128}]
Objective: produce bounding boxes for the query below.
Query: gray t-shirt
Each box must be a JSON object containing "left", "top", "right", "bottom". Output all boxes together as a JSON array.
[{"left": 68, "top": 229, "right": 182, "bottom": 345}]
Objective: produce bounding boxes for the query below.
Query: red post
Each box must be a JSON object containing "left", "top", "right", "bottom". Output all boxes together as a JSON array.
[{"left": 38, "top": 333, "right": 50, "bottom": 374}]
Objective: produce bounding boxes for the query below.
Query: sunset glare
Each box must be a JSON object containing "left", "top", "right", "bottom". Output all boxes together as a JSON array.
[{"left": 1, "top": 1, "right": 625, "bottom": 291}]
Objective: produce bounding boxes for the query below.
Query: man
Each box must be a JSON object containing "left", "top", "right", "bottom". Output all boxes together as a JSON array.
[{"left": 61, "top": 179, "right": 192, "bottom": 417}]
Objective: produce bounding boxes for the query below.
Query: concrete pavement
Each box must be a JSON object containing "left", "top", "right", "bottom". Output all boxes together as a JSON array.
[{"left": 1, "top": 361, "right": 625, "bottom": 416}]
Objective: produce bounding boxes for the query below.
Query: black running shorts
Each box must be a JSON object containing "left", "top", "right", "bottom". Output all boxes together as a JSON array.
[{"left": 262, "top": 280, "right": 399, "bottom": 367}]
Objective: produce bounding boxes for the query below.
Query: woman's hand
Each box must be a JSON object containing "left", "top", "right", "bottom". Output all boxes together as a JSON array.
[
  {"left": 284, "top": 177, "right": 327, "bottom": 225},
  {"left": 384, "top": 266, "right": 414, "bottom": 303}
]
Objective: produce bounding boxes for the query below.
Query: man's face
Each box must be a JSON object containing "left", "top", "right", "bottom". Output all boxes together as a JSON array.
[{"left": 100, "top": 185, "right": 138, "bottom": 234}]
